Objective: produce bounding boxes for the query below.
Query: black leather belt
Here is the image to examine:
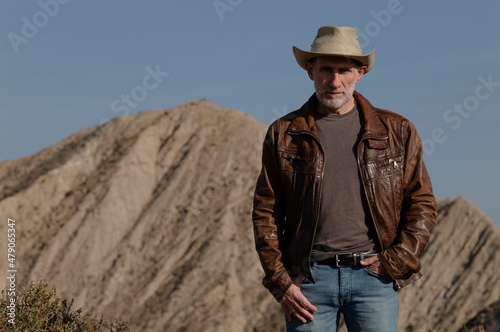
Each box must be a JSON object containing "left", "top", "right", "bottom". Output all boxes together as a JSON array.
[{"left": 316, "top": 251, "right": 378, "bottom": 267}]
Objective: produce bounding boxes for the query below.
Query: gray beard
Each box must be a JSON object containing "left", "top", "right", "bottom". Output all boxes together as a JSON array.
[
  {"left": 315, "top": 82, "right": 355, "bottom": 112},
  {"left": 316, "top": 92, "right": 351, "bottom": 111}
]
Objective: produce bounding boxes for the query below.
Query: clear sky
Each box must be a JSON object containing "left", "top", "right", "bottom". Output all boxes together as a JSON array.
[{"left": 1, "top": 1, "right": 499, "bottom": 226}]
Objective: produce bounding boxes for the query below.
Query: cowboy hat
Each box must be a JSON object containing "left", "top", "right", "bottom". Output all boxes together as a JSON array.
[{"left": 293, "top": 26, "right": 375, "bottom": 73}]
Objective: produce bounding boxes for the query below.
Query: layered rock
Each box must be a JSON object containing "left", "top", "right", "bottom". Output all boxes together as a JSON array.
[
  {"left": 0, "top": 100, "right": 272, "bottom": 331},
  {"left": 0, "top": 101, "right": 498, "bottom": 331},
  {"left": 398, "top": 197, "right": 500, "bottom": 332}
]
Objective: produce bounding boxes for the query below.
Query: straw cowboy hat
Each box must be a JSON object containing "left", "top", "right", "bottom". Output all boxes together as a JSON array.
[{"left": 293, "top": 26, "right": 375, "bottom": 73}]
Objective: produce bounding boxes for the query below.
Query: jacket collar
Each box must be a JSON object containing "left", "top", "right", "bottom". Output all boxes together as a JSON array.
[
  {"left": 287, "top": 94, "right": 318, "bottom": 136},
  {"left": 287, "top": 91, "right": 388, "bottom": 142}
]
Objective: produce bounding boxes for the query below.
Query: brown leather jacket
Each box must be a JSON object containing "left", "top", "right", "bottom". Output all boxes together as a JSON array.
[{"left": 252, "top": 91, "right": 437, "bottom": 302}]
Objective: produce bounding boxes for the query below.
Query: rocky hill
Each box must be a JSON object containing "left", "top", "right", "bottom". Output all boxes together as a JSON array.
[
  {"left": 398, "top": 197, "right": 500, "bottom": 332},
  {"left": 0, "top": 100, "right": 499, "bottom": 331}
]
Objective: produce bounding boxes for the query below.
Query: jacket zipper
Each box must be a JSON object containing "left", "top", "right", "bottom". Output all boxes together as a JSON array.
[
  {"left": 290, "top": 131, "right": 401, "bottom": 287},
  {"left": 288, "top": 131, "right": 325, "bottom": 277},
  {"left": 357, "top": 136, "right": 401, "bottom": 288}
]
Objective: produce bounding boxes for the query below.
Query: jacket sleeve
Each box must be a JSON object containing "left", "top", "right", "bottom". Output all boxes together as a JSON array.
[
  {"left": 252, "top": 124, "right": 292, "bottom": 302},
  {"left": 379, "top": 121, "right": 437, "bottom": 281}
]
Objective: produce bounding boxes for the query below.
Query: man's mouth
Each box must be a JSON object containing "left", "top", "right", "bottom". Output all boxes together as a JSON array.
[{"left": 325, "top": 91, "right": 343, "bottom": 96}]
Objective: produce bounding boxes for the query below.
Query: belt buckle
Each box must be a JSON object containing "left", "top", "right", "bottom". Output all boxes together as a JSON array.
[{"left": 335, "top": 253, "right": 359, "bottom": 267}]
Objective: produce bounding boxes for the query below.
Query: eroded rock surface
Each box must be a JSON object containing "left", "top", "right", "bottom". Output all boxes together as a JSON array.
[{"left": 1, "top": 101, "right": 498, "bottom": 331}]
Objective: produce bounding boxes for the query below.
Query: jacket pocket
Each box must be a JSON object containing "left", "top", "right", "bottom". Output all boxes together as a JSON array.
[
  {"left": 365, "top": 153, "right": 404, "bottom": 226},
  {"left": 369, "top": 154, "right": 404, "bottom": 179},
  {"left": 278, "top": 150, "right": 316, "bottom": 225},
  {"left": 279, "top": 150, "right": 315, "bottom": 174}
]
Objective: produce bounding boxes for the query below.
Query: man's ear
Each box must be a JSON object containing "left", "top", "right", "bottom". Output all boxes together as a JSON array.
[
  {"left": 305, "top": 61, "right": 315, "bottom": 81},
  {"left": 356, "top": 66, "right": 367, "bottom": 83}
]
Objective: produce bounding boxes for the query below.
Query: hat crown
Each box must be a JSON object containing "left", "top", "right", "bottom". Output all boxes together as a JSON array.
[
  {"left": 292, "top": 25, "right": 375, "bottom": 72},
  {"left": 311, "top": 26, "right": 362, "bottom": 56}
]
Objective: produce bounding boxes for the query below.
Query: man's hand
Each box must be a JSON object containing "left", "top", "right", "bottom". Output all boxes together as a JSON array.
[
  {"left": 360, "top": 255, "right": 391, "bottom": 277},
  {"left": 280, "top": 276, "right": 318, "bottom": 323}
]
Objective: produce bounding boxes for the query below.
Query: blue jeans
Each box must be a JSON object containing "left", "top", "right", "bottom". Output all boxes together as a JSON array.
[{"left": 286, "top": 263, "right": 399, "bottom": 332}]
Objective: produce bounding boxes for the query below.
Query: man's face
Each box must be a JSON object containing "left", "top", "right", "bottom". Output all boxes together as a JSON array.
[{"left": 306, "top": 56, "right": 366, "bottom": 113}]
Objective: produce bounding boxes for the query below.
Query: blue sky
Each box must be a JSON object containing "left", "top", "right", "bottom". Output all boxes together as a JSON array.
[{"left": 1, "top": 1, "right": 499, "bottom": 226}]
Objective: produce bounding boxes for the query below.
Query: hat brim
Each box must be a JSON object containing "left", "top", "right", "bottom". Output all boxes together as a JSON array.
[{"left": 292, "top": 46, "right": 375, "bottom": 73}]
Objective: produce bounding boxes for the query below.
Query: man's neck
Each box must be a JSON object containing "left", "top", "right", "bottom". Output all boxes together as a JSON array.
[{"left": 317, "top": 97, "right": 356, "bottom": 116}]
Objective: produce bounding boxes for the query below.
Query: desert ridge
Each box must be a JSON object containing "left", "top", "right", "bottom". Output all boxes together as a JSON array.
[{"left": 0, "top": 100, "right": 498, "bottom": 331}]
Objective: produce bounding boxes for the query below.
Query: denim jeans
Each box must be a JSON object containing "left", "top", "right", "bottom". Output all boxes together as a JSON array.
[{"left": 285, "top": 263, "right": 399, "bottom": 332}]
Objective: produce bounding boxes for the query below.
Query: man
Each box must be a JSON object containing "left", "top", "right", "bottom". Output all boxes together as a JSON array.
[{"left": 252, "top": 26, "right": 437, "bottom": 332}]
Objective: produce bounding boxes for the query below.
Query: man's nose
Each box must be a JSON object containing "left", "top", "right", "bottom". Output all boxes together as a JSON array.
[{"left": 331, "top": 73, "right": 342, "bottom": 88}]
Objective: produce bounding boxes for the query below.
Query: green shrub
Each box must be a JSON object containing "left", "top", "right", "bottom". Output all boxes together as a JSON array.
[{"left": 0, "top": 275, "right": 128, "bottom": 331}]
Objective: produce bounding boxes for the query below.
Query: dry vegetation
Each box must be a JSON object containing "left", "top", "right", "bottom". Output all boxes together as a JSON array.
[{"left": 0, "top": 275, "right": 128, "bottom": 331}]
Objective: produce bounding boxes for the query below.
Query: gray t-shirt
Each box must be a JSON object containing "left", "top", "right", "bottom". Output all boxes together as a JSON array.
[{"left": 311, "top": 104, "right": 378, "bottom": 262}]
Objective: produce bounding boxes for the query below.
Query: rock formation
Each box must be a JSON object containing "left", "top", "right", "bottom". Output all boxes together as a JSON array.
[
  {"left": 398, "top": 197, "right": 500, "bottom": 332},
  {"left": 0, "top": 100, "right": 498, "bottom": 331}
]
